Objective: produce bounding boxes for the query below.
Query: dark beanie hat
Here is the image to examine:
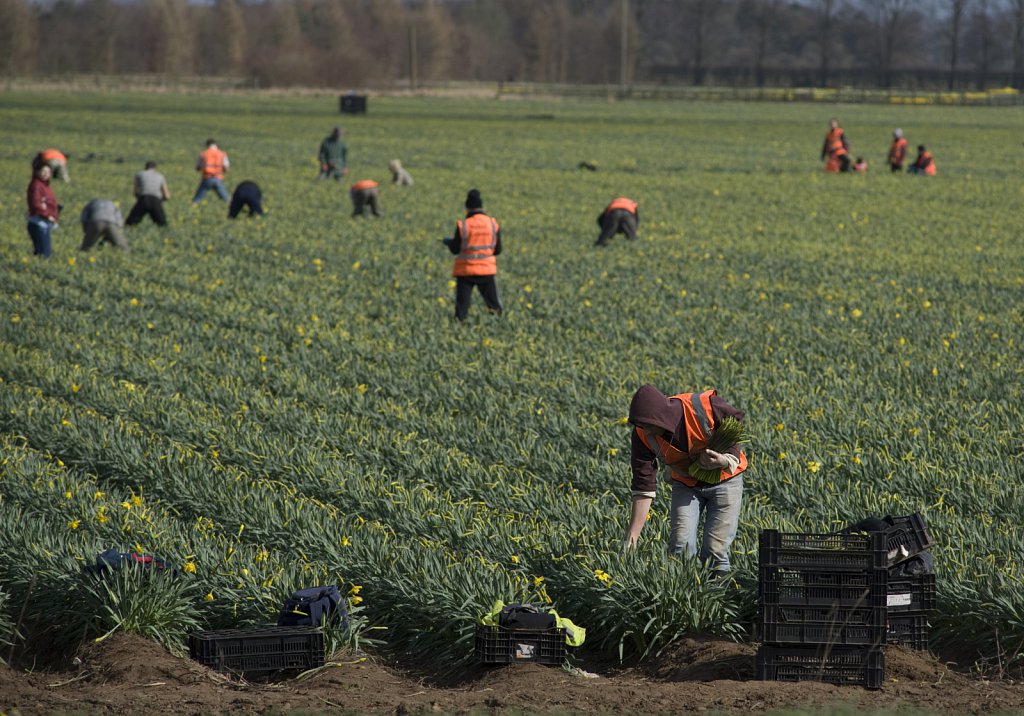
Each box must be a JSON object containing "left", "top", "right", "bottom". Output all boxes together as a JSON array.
[{"left": 465, "top": 189, "right": 483, "bottom": 210}]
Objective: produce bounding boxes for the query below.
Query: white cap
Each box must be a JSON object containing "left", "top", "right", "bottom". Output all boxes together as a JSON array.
[{"left": 894, "top": 128, "right": 903, "bottom": 138}]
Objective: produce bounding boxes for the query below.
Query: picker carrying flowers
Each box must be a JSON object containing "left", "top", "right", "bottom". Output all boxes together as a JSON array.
[{"left": 624, "top": 385, "right": 748, "bottom": 578}]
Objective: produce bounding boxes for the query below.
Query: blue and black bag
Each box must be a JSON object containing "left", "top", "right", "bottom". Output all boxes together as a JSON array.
[
  {"left": 84, "top": 547, "right": 178, "bottom": 577},
  {"left": 277, "top": 585, "right": 348, "bottom": 631}
]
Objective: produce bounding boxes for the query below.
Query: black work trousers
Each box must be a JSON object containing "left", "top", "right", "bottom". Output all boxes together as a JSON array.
[
  {"left": 454, "top": 275, "right": 502, "bottom": 321},
  {"left": 125, "top": 195, "right": 167, "bottom": 227},
  {"left": 596, "top": 209, "right": 638, "bottom": 245}
]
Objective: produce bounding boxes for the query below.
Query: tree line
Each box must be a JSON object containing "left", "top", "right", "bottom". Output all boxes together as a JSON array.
[{"left": 0, "top": 0, "right": 1021, "bottom": 91}]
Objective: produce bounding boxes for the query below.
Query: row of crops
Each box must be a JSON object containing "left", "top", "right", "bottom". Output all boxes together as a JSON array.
[{"left": 0, "top": 92, "right": 1022, "bottom": 669}]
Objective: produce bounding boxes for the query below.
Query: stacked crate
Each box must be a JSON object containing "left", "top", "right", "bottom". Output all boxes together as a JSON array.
[
  {"left": 757, "top": 529, "right": 889, "bottom": 689},
  {"left": 883, "top": 513, "right": 936, "bottom": 651}
]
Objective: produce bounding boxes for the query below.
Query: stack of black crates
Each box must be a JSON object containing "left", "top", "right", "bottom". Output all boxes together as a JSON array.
[{"left": 756, "top": 512, "right": 934, "bottom": 689}]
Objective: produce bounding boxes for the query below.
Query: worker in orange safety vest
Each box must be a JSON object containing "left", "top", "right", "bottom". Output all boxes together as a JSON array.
[
  {"left": 442, "top": 189, "right": 503, "bottom": 321},
  {"left": 192, "top": 138, "right": 230, "bottom": 204},
  {"left": 625, "top": 384, "right": 748, "bottom": 577},
  {"left": 888, "top": 129, "right": 908, "bottom": 173},
  {"left": 595, "top": 197, "right": 639, "bottom": 247},
  {"left": 40, "top": 148, "right": 71, "bottom": 182},
  {"left": 821, "top": 118, "right": 851, "bottom": 173},
  {"left": 908, "top": 145, "right": 937, "bottom": 176},
  {"left": 350, "top": 179, "right": 381, "bottom": 217}
]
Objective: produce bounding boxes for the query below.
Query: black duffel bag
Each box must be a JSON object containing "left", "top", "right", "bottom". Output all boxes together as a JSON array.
[{"left": 499, "top": 603, "right": 556, "bottom": 630}]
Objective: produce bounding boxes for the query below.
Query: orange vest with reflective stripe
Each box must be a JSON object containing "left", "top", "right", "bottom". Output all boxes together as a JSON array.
[
  {"left": 918, "top": 151, "right": 936, "bottom": 176},
  {"left": 351, "top": 180, "right": 379, "bottom": 191},
  {"left": 606, "top": 197, "right": 637, "bottom": 214},
  {"left": 199, "top": 147, "right": 227, "bottom": 179},
  {"left": 888, "top": 137, "right": 907, "bottom": 165},
  {"left": 41, "top": 148, "right": 66, "bottom": 163},
  {"left": 825, "top": 128, "right": 847, "bottom": 158},
  {"left": 453, "top": 213, "right": 499, "bottom": 277},
  {"left": 637, "top": 390, "right": 748, "bottom": 488}
]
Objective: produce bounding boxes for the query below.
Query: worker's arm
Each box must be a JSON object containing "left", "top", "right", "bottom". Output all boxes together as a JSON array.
[
  {"left": 161, "top": 181, "right": 171, "bottom": 201},
  {"left": 624, "top": 495, "right": 653, "bottom": 547}
]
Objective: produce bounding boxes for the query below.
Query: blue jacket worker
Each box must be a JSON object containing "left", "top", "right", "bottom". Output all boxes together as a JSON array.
[{"left": 228, "top": 181, "right": 264, "bottom": 218}]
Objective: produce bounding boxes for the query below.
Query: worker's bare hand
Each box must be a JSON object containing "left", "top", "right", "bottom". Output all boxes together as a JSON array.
[{"left": 698, "top": 449, "right": 729, "bottom": 470}]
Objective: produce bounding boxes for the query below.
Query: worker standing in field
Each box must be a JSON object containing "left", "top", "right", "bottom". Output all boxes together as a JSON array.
[
  {"left": 350, "top": 179, "right": 381, "bottom": 217},
  {"left": 317, "top": 126, "right": 348, "bottom": 181},
  {"left": 821, "top": 117, "right": 851, "bottom": 173},
  {"left": 908, "top": 145, "right": 937, "bottom": 176},
  {"left": 80, "top": 199, "right": 129, "bottom": 252},
  {"left": 595, "top": 197, "right": 639, "bottom": 247},
  {"left": 888, "top": 129, "right": 908, "bottom": 173},
  {"left": 126, "top": 161, "right": 171, "bottom": 227},
  {"left": 228, "top": 180, "right": 265, "bottom": 218},
  {"left": 443, "top": 189, "right": 503, "bottom": 321},
  {"left": 40, "top": 148, "right": 71, "bottom": 182},
  {"left": 625, "top": 385, "right": 747, "bottom": 578},
  {"left": 192, "top": 138, "right": 230, "bottom": 205},
  {"left": 26, "top": 156, "right": 60, "bottom": 258}
]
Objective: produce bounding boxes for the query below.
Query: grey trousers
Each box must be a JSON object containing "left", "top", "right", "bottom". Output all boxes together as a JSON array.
[{"left": 81, "top": 220, "right": 129, "bottom": 251}]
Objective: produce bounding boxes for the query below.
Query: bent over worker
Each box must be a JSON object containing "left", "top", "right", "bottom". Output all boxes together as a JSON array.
[
  {"left": 821, "top": 118, "right": 851, "bottom": 173},
  {"left": 350, "top": 179, "right": 381, "bottom": 217},
  {"left": 625, "top": 385, "right": 748, "bottom": 577},
  {"left": 80, "top": 199, "right": 129, "bottom": 252},
  {"left": 443, "top": 189, "right": 503, "bottom": 321},
  {"left": 596, "top": 197, "right": 639, "bottom": 247},
  {"left": 908, "top": 145, "right": 937, "bottom": 176}
]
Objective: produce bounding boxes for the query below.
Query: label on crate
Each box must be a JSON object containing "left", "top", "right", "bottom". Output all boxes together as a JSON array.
[
  {"left": 887, "top": 593, "right": 912, "bottom": 607},
  {"left": 515, "top": 643, "right": 536, "bottom": 660}
]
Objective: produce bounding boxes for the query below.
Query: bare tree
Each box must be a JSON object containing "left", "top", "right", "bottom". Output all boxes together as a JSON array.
[
  {"left": 874, "top": 0, "right": 917, "bottom": 88},
  {"left": 967, "top": 0, "right": 993, "bottom": 88},
  {"left": 0, "top": 0, "right": 37, "bottom": 75},
  {"left": 1012, "top": 0, "right": 1024, "bottom": 87},
  {"left": 813, "top": 0, "right": 840, "bottom": 87},
  {"left": 683, "top": 0, "right": 721, "bottom": 85},
  {"left": 947, "top": 0, "right": 968, "bottom": 89}
]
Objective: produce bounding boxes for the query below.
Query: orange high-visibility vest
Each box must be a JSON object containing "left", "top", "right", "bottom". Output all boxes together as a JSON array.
[
  {"left": 888, "top": 137, "right": 908, "bottom": 165},
  {"left": 636, "top": 390, "right": 748, "bottom": 488},
  {"left": 199, "top": 147, "right": 227, "bottom": 179},
  {"left": 351, "top": 180, "right": 379, "bottom": 191},
  {"left": 919, "top": 151, "right": 936, "bottom": 176},
  {"left": 41, "top": 148, "right": 66, "bottom": 163},
  {"left": 606, "top": 197, "right": 638, "bottom": 214},
  {"left": 825, "top": 128, "right": 847, "bottom": 158},
  {"left": 453, "top": 213, "right": 499, "bottom": 277}
]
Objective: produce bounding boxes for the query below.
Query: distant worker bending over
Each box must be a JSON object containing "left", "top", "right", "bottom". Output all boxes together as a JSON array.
[
  {"left": 388, "top": 159, "right": 413, "bottom": 186},
  {"left": 192, "top": 138, "right": 230, "bottom": 204},
  {"left": 40, "top": 148, "right": 71, "bottom": 183},
  {"left": 350, "top": 180, "right": 381, "bottom": 217},
  {"left": 908, "top": 145, "right": 936, "bottom": 176},
  {"left": 80, "top": 199, "right": 129, "bottom": 252},
  {"left": 595, "top": 197, "right": 639, "bottom": 247},
  {"left": 229, "top": 181, "right": 264, "bottom": 218}
]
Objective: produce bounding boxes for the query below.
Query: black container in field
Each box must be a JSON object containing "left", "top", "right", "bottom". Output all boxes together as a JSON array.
[
  {"left": 884, "top": 513, "right": 934, "bottom": 565},
  {"left": 759, "top": 530, "right": 888, "bottom": 571},
  {"left": 475, "top": 624, "right": 567, "bottom": 665},
  {"left": 756, "top": 644, "right": 884, "bottom": 689},
  {"left": 759, "top": 603, "right": 887, "bottom": 646},
  {"left": 339, "top": 94, "right": 367, "bottom": 114},
  {"left": 189, "top": 626, "right": 325, "bottom": 675},
  {"left": 886, "top": 573, "right": 937, "bottom": 613},
  {"left": 887, "top": 613, "right": 930, "bottom": 650}
]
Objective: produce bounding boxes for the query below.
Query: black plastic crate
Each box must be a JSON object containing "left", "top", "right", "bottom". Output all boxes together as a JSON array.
[
  {"left": 189, "top": 626, "right": 325, "bottom": 675},
  {"left": 884, "top": 513, "right": 934, "bottom": 566},
  {"left": 760, "top": 566, "right": 887, "bottom": 608},
  {"left": 760, "top": 530, "right": 888, "bottom": 571},
  {"left": 759, "top": 603, "right": 887, "bottom": 646},
  {"left": 887, "top": 573, "right": 936, "bottom": 613},
  {"left": 887, "top": 613, "right": 929, "bottom": 650},
  {"left": 756, "top": 644, "right": 884, "bottom": 689},
  {"left": 475, "top": 624, "right": 567, "bottom": 665}
]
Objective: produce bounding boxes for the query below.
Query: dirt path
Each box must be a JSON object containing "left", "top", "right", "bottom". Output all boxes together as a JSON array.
[{"left": 2, "top": 634, "right": 1022, "bottom": 715}]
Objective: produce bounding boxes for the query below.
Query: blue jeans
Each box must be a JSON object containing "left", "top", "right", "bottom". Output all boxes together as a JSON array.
[
  {"left": 192, "top": 177, "right": 229, "bottom": 203},
  {"left": 668, "top": 475, "right": 743, "bottom": 572},
  {"left": 27, "top": 216, "right": 54, "bottom": 258}
]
